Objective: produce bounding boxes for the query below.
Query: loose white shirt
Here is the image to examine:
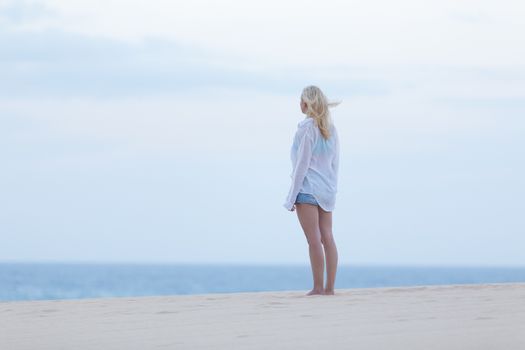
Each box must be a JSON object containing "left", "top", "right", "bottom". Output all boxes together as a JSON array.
[{"left": 283, "top": 116, "right": 340, "bottom": 212}]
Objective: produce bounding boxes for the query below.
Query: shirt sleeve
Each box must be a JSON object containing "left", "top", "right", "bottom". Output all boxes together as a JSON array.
[{"left": 283, "top": 128, "right": 315, "bottom": 210}]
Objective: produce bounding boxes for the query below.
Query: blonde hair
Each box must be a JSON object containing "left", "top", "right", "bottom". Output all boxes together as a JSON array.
[{"left": 301, "top": 85, "right": 341, "bottom": 140}]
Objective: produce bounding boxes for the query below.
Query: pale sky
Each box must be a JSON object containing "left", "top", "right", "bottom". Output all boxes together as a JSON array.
[{"left": 1, "top": 0, "right": 524, "bottom": 266}]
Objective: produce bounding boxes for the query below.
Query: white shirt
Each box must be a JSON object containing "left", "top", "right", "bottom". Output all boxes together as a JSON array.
[{"left": 283, "top": 116, "right": 340, "bottom": 212}]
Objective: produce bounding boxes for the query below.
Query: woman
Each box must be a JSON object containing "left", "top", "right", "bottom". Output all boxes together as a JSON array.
[{"left": 283, "top": 85, "right": 341, "bottom": 296}]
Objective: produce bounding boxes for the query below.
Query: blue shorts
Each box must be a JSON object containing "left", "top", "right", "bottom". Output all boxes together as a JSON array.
[{"left": 295, "top": 192, "right": 319, "bottom": 206}]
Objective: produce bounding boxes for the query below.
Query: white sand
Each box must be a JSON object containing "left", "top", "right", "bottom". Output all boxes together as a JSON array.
[{"left": 1, "top": 283, "right": 525, "bottom": 349}]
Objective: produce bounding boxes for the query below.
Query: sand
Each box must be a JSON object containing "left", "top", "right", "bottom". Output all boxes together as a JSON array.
[{"left": 1, "top": 283, "right": 525, "bottom": 349}]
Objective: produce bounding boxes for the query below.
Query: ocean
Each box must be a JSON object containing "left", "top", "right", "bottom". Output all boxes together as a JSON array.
[{"left": 1, "top": 262, "right": 525, "bottom": 302}]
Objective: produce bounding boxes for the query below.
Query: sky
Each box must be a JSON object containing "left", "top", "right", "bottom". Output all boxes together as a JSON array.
[{"left": 1, "top": 0, "right": 524, "bottom": 266}]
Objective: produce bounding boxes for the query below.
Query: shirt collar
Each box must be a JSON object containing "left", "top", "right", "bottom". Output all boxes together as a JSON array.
[{"left": 298, "top": 117, "right": 314, "bottom": 127}]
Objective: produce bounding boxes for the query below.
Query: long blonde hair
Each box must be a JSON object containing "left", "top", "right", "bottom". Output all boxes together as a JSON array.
[{"left": 301, "top": 85, "right": 341, "bottom": 140}]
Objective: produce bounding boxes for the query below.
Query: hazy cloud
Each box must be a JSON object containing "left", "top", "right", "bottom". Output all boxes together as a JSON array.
[
  {"left": 0, "top": 27, "right": 391, "bottom": 97},
  {"left": 0, "top": 0, "right": 56, "bottom": 23}
]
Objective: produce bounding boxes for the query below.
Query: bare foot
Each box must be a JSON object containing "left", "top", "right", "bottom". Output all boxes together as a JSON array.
[
  {"left": 323, "top": 289, "right": 335, "bottom": 295},
  {"left": 306, "top": 288, "right": 324, "bottom": 296}
]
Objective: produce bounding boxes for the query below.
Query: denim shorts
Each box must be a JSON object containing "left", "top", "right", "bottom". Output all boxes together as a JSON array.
[{"left": 295, "top": 192, "right": 319, "bottom": 206}]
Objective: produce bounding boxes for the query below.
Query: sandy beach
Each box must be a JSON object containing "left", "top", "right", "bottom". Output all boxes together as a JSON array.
[{"left": 1, "top": 283, "right": 525, "bottom": 349}]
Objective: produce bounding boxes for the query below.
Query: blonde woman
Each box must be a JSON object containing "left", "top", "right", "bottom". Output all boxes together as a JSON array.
[{"left": 284, "top": 85, "right": 340, "bottom": 296}]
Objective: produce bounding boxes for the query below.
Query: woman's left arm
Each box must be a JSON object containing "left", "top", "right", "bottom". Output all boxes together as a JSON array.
[{"left": 283, "top": 128, "right": 315, "bottom": 211}]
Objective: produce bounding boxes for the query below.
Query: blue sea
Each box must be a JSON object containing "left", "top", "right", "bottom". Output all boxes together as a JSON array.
[{"left": 1, "top": 262, "right": 525, "bottom": 302}]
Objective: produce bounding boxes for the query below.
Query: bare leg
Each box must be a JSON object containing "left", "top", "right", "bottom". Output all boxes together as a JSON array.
[
  {"left": 318, "top": 206, "right": 338, "bottom": 295},
  {"left": 296, "top": 203, "right": 325, "bottom": 295}
]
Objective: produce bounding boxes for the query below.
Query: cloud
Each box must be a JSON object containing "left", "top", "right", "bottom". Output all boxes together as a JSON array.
[
  {"left": 2, "top": 1, "right": 523, "bottom": 99},
  {"left": 9, "top": 0, "right": 524, "bottom": 68},
  {"left": 446, "top": 9, "right": 493, "bottom": 25},
  {"left": 0, "top": 0, "right": 56, "bottom": 23},
  {"left": 0, "top": 26, "right": 390, "bottom": 98}
]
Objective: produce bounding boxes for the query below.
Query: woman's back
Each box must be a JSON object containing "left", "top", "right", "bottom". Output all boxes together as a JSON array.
[{"left": 286, "top": 117, "right": 339, "bottom": 212}]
